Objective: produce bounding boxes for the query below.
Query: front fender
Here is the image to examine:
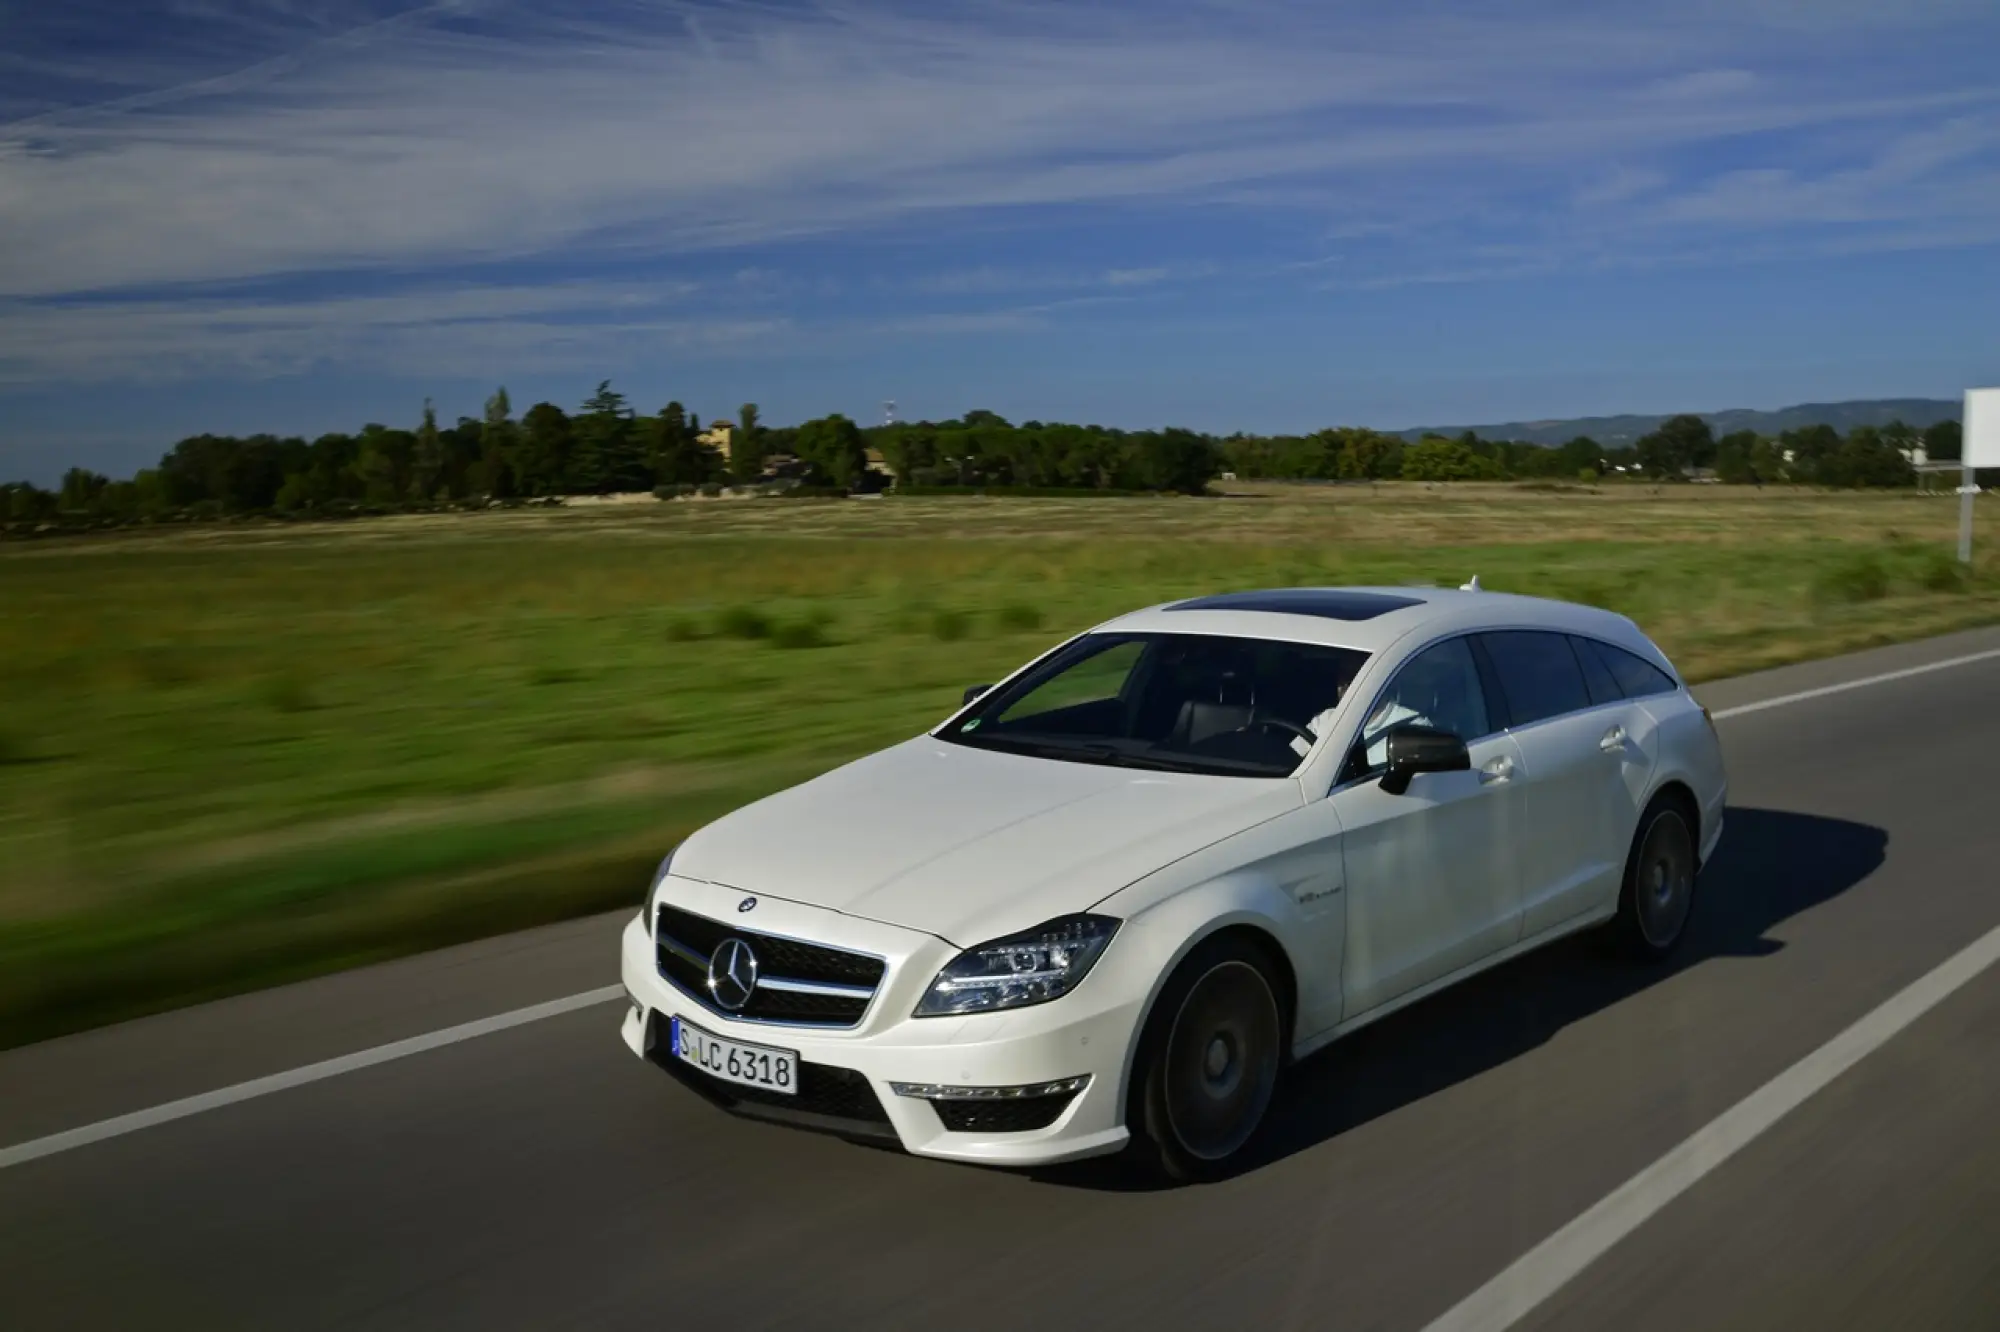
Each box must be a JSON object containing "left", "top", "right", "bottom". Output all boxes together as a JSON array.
[{"left": 1093, "top": 860, "right": 1338, "bottom": 1111}]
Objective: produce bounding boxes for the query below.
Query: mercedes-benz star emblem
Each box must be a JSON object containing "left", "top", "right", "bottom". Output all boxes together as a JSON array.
[
  {"left": 706, "top": 938, "right": 759, "bottom": 1012},
  {"left": 737, "top": 896, "right": 757, "bottom": 913}
]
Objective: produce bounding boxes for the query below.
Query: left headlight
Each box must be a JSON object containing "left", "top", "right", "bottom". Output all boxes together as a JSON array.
[
  {"left": 913, "top": 914, "right": 1121, "bottom": 1018},
  {"left": 642, "top": 846, "right": 677, "bottom": 923}
]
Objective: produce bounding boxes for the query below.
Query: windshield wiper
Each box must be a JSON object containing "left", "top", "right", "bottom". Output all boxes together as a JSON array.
[
  {"left": 1023, "top": 738, "right": 1260, "bottom": 776},
  {"left": 1074, "top": 743, "right": 1202, "bottom": 773}
]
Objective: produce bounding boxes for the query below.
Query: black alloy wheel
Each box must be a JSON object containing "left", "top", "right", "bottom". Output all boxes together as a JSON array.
[
  {"left": 1615, "top": 795, "right": 1699, "bottom": 961},
  {"left": 1130, "top": 935, "right": 1284, "bottom": 1183}
]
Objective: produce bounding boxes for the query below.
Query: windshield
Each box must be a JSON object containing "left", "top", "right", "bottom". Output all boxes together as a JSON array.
[{"left": 940, "top": 632, "right": 1370, "bottom": 777}]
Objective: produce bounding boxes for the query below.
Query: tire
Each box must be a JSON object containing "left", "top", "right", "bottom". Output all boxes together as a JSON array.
[
  {"left": 1613, "top": 794, "right": 1699, "bottom": 961},
  {"left": 1126, "top": 934, "right": 1285, "bottom": 1183}
]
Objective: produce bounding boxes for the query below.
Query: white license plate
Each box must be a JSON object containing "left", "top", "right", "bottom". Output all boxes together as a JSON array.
[{"left": 670, "top": 1017, "right": 798, "bottom": 1096}]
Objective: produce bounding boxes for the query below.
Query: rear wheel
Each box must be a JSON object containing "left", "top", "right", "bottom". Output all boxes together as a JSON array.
[
  {"left": 1127, "top": 935, "right": 1284, "bottom": 1183},
  {"left": 1614, "top": 795, "right": 1698, "bottom": 960}
]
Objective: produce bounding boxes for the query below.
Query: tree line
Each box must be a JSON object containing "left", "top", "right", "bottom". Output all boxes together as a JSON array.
[
  {"left": 2, "top": 388, "right": 1974, "bottom": 531},
  {"left": 9, "top": 384, "right": 737, "bottom": 523},
  {"left": 1217, "top": 414, "right": 1967, "bottom": 487}
]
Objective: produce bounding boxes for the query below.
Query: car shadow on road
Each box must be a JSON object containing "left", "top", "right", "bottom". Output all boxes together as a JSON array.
[{"left": 1039, "top": 805, "right": 1886, "bottom": 1192}]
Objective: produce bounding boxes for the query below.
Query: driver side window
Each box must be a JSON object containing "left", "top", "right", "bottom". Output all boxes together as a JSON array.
[{"left": 1357, "top": 637, "right": 1490, "bottom": 770}]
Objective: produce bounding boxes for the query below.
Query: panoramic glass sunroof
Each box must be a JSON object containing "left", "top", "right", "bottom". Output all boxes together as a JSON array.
[{"left": 1164, "top": 588, "right": 1425, "bottom": 621}]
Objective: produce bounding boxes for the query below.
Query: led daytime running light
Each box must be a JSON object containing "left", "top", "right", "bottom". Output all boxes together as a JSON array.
[{"left": 890, "top": 1076, "right": 1092, "bottom": 1101}]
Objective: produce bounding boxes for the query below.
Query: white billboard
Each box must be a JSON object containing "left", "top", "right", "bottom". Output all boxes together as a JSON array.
[{"left": 1966, "top": 388, "right": 2000, "bottom": 469}]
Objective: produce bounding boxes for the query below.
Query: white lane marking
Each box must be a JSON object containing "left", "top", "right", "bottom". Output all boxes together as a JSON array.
[
  {"left": 1708, "top": 646, "right": 2000, "bottom": 721},
  {"left": 4, "top": 639, "right": 1997, "bottom": 1173},
  {"left": 1422, "top": 920, "right": 2000, "bottom": 1332},
  {"left": 0, "top": 986, "right": 623, "bottom": 1171}
]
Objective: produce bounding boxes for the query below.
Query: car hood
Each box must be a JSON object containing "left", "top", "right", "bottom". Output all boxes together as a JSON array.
[{"left": 670, "top": 737, "right": 1302, "bottom": 945}]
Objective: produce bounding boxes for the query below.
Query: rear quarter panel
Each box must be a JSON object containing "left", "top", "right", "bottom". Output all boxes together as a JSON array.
[{"left": 1641, "top": 691, "right": 1729, "bottom": 863}]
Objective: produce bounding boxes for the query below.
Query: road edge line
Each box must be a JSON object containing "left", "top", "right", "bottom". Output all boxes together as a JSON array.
[
  {"left": 1420, "top": 920, "right": 2000, "bottom": 1332},
  {"left": 1708, "top": 646, "right": 2000, "bottom": 721},
  {"left": 0, "top": 986, "right": 624, "bottom": 1171}
]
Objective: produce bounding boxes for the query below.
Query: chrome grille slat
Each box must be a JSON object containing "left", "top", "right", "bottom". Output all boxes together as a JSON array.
[
  {"left": 756, "top": 975, "right": 876, "bottom": 999},
  {"left": 659, "top": 935, "right": 708, "bottom": 969},
  {"left": 654, "top": 904, "right": 885, "bottom": 1029}
]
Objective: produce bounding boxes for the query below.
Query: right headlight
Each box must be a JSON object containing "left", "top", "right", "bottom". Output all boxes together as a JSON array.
[{"left": 913, "top": 914, "right": 1121, "bottom": 1018}]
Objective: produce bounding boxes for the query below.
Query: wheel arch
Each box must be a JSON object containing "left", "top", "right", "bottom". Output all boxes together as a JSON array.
[
  {"left": 1644, "top": 777, "right": 1703, "bottom": 867},
  {"left": 1108, "top": 902, "right": 1305, "bottom": 1128},
  {"left": 1184, "top": 922, "right": 1299, "bottom": 1053}
]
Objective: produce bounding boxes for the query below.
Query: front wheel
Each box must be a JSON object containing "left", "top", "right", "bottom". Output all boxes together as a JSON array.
[
  {"left": 1127, "top": 935, "right": 1284, "bottom": 1183},
  {"left": 1613, "top": 795, "right": 1699, "bottom": 961}
]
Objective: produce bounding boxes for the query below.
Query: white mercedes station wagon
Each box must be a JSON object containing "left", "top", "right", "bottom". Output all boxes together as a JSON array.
[{"left": 619, "top": 586, "right": 1727, "bottom": 1179}]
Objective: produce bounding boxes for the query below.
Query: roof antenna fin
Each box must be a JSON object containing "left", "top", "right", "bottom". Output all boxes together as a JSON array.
[{"left": 1460, "top": 574, "right": 1481, "bottom": 591}]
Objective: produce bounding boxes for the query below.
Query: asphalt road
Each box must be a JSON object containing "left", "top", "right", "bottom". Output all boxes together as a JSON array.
[{"left": 5, "top": 627, "right": 2000, "bottom": 1332}]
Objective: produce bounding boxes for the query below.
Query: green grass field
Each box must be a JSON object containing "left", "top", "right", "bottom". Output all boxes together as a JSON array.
[{"left": 4, "top": 482, "right": 1997, "bottom": 1046}]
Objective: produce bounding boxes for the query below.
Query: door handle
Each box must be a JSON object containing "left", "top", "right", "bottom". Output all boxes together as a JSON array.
[
  {"left": 1600, "top": 725, "right": 1627, "bottom": 752},
  {"left": 1480, "top": 755, "right": 1515, "bottom": 783}
]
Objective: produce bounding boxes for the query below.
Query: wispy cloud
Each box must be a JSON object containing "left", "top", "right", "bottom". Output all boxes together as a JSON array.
[
  {"left": 1104, "top": 267, "right": 1175, "bottom": 288},
  {"left": 3, "top": 2, "right": 1991, "bottom": 291},
  {"left": 1662, "top": 116, "right": 2000, "bottom": 226},
  {"left": 1575, "top": 166, "right": 1669, "bottom": 208},
  {"left": 1636, "top": 68, "right": 1759, "bottom": 102},
  {"left": 914, "top": 262, "right": 1211, "bottom": 297},
  {"left": 0, "top": 279, "right": 779, "bottom": 383},
  {"left": 872, "top": 296, "right": 1137, "bottom": 337},
  {"left": 0, "top": 0, "right": 1997, "bottom": 384}
]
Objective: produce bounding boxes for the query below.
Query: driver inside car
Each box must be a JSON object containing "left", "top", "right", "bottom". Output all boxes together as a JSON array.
[{"left": 1358, "top": 640, "right": 1488, "bottom": 769}]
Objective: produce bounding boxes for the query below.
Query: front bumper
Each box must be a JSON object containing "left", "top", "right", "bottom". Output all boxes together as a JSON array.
[{"left": 618, "top": 882, "right": 1141, "bottom": 1167}]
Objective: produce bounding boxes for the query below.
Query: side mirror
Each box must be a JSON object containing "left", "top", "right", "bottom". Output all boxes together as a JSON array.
[
  {"left": 1379, "top": 725, "right": 1470, "bottom": 795},
  {"left": 962, "top": 684, "right": 993, "bottom": 706}
]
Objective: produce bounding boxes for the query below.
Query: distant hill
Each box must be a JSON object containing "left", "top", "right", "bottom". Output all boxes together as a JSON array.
[{"left": 1395, "top": 399, "right": 1960, "bottom": 447}]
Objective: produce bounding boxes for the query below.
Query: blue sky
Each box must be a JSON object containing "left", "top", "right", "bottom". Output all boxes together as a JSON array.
[{"left": 3, "top": 0, "right": 1999, "bottom": 482}]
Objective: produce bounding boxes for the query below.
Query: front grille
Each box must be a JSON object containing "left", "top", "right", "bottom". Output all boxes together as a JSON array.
[
  {"left": 655, "top": 903, "right": 886, "bottom": 1028},
  {"left": 933, "top": 1090, "right": 1079, "bottom": 1134},
  {"left": 645, "top": 1014, "right": 895, "bottom": 1143}
]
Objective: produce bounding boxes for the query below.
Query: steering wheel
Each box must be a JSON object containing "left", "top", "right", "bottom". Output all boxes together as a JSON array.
[{"left": 1239, "top": 717, "right": 1315, "bottom": 746}]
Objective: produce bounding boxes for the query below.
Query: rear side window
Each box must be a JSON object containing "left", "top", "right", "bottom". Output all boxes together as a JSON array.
[
  {"left": 1480, "top": 631, "right": 1592, "bottom": 727},
  {"left": 1581, "top": 638, "right": 1679, "bottom": 699},
  {"left": 1570, "top": 635, "right": 1622, "bottom": 706}
]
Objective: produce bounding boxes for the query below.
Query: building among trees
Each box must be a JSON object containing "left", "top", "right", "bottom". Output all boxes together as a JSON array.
[{"left": 696, "top": 420, "right": 734, "bottom": 464}]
